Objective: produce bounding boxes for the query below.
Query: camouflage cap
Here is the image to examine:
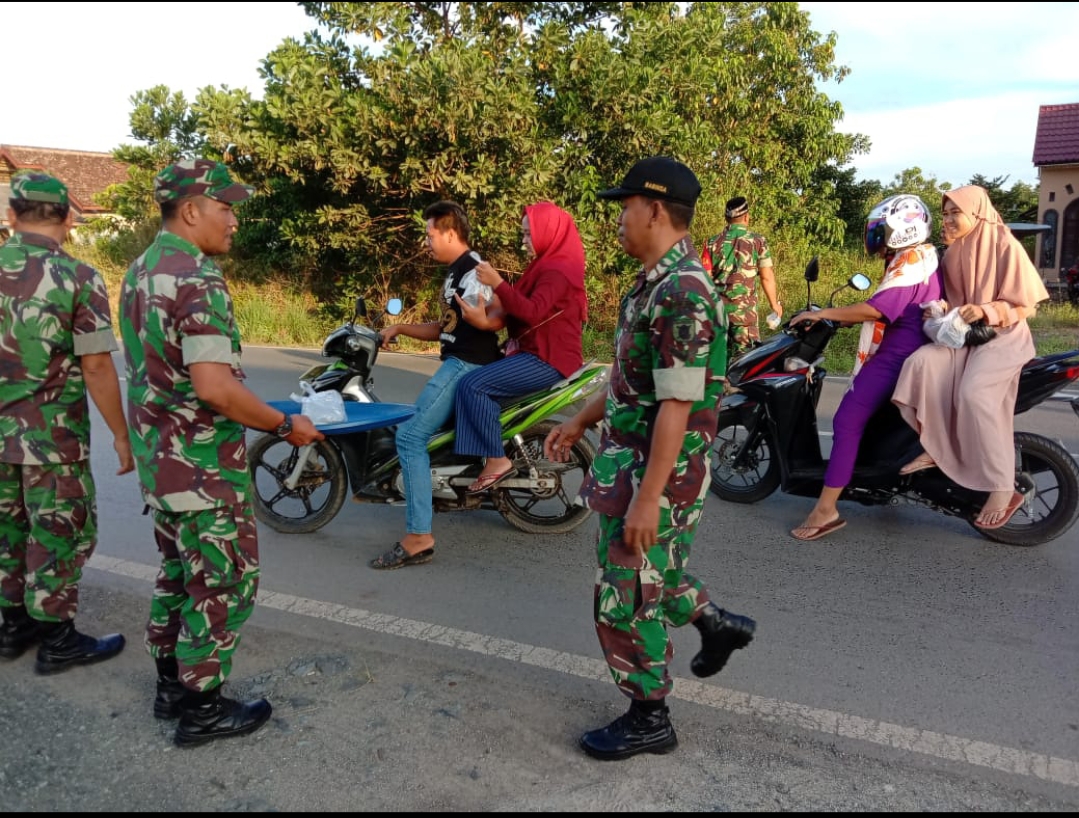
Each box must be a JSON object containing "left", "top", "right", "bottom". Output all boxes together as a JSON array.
[
  {"left": 153, "top": 158, "right": 255, "bottom": 204},
  {"left": 9, "top": 170, "right": 69, "bottom": 206}
]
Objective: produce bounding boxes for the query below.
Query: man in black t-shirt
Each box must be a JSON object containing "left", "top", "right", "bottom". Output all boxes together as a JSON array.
[{"left": 371, "top": 201, "right": 504, "bottom": 569}]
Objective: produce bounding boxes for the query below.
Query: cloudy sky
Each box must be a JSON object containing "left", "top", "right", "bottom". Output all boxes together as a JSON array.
[{"left": 5, "top": 2, "right": 1078, "bottom": 188}]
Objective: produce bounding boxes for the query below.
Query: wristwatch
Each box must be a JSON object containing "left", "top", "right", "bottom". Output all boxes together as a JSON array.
[{"left": 274, "top": 413, "right": 293, "bottom": 438}]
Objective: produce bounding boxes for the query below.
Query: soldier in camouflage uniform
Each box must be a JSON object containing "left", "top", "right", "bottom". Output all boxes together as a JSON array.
[
  {"left": 119, "top": 159, "right": 323, "bottom": 748},
  {"left": 544, "top": 158, "right": 757, "bottom": 761},
  {"left": 0, "top": 171, "right": 132, "bottom": 673},
  {"left": 701, "top": 196, "right": 783, "bottom": 370}
]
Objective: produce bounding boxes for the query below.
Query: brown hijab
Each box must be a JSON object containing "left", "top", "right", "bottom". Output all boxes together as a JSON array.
[{"left": 941, "top": 185, "right": 1049, "bottom": 309}]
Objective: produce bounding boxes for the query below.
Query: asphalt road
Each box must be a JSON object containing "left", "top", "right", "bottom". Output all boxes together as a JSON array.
[{"left": 2, "top": 346, "right": 1077, "bottom": 812}]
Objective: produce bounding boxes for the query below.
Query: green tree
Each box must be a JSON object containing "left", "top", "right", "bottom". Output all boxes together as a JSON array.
[{"left": 96, "top": 86, "right": 212, "bottom": 223}]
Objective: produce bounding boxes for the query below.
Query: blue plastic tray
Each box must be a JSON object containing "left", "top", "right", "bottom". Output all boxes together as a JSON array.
[{"left": 268, "top": 399, "right": 415, "bottom": 436}]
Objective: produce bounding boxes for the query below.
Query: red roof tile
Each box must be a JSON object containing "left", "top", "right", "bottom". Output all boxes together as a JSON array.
[
  {"left": 0, "top": 145, "right": 129, "bottom": 212},
  {"left": 1032, "top": 103, "right": 1079, "bottom": 166}
]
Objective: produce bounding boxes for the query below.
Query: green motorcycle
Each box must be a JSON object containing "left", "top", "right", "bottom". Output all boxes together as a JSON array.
[{"left": 248, "top": 297, "right": 607, "bottom": 535}]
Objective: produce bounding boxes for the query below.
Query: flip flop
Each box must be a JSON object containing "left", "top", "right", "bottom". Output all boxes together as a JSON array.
[
  {"left": 790, "top": 518, "right": 847, "bottom": 542},
  {"left": 899, "top": 454, "right": 936, "bottom": 475},
  {"left": 369, "top": 543, "right": 435, "bottom": 570},
  {"left": 466, "top": 467, "right": 517, "bottom": 495},
  {"left": 974, "top": 492, "right": 1025, "bottom": 530}
]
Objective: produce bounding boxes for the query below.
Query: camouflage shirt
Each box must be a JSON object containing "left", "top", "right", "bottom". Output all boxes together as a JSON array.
[
  {"left": 0, "top": 231, "right": 118, "bottom": 465},
  {"left": 578, "top": 237, "right": 725, "bottom": 517},
  {"left": 701, "top": 224, "right": 773, "bottom": 323},
  {"left": 119, "top": 229, "right": 249, "bottom": 512}
]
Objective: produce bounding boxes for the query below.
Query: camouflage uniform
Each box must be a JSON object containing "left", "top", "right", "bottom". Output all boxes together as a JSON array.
[
  {"left": 701, "top": 223, "right": 773, "bottom": 362},
  {"left": 0, "top": 173, "right": 116, "bottom": 623},
  {"left": 577, "top": 236, "right": 725, "bottom": 701},
  {"left": 120, "top": 160, "right": 257, "bottom": 692}
]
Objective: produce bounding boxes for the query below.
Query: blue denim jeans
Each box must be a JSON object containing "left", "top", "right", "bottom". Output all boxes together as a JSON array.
[{"left": 395, "top": 357, "right": 481, "bottom": 535}]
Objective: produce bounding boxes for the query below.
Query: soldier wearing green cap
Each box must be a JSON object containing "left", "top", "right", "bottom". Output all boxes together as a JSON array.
[
  {"left": 119, "top": 158, "right": 324, "bottom": 747},
  {"left": 542, "top": 157, "right": 756, "bottom": 761},
  {"left": 0, "top": 171, "right": 134, "bottom": 673}
]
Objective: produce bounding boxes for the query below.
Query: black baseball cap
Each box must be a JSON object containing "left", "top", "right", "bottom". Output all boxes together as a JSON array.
[{"left": 597, "top": 156, "right": 702, "bottom": 207}]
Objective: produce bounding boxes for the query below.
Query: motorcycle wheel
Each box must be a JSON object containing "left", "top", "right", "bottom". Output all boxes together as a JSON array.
[
  {"left": 973, "top": 432, "right": 1079, "bottom": 546},
  {"left": 248, "top": 433, "right": 348, "bottom": 534},
  {"left": 709, "top": 408, "right": 780, "bottom": 503},
  {"left": 494, "top": 419, "right": 596, "bottom": 535}
]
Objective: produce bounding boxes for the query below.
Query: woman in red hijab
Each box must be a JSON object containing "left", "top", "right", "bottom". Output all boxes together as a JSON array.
[{"left": 453, "top": 201, "right": 589, "bottom": 493}]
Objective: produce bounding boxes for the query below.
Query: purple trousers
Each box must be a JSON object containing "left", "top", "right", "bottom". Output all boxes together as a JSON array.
[{"left": 824, "top": 354, "right": 905, "bottom": 488}]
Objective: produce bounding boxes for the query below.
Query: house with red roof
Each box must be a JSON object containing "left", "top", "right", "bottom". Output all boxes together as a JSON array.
[
  {"left": 0, "top": 145, "right": 129, "bottom": 239},
  {"left": 1032, "top": 103, "right": 1079, "bottom": 280}
]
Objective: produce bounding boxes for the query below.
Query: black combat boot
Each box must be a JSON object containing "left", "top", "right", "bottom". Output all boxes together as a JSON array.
[
  {"left": 0, "top": 605, "right": 39, "bottom": 659},
  {"left": 154, "top": 656, "right": 186, "bottom": 720},
  {"left": 34, "top": 619, "right": 125, "bottom": 674},
  {"left": 690, "top": 602, "right": 756, "bottom": 678},
  {"left": 174, "top": 686, "right": 273, "bottom": 748},
  {"left": 579, "top": 699, "right": 678, "bottom": 761}
]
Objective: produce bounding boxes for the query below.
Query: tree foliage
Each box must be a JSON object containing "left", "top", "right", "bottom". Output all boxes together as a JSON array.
[{"left": 101, "top": 2, "right": 1043, "bottom": 327}]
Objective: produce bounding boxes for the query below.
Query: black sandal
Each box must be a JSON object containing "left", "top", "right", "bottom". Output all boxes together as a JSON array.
[{"left": 369, "top": 543, "right": 435, "bottom": 570}]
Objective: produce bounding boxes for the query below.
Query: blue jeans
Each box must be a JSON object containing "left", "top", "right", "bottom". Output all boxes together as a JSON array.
[{"left": 395, "top": 357, "right": 481, "bottom": 535}]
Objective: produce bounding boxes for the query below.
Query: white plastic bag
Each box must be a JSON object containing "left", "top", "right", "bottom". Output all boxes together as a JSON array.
[
  {"left": 920, "top": 300, "right": 969, "bottom": 349},
  {"left": 289, "top": 381, "right": 346, "bottom": 425}
]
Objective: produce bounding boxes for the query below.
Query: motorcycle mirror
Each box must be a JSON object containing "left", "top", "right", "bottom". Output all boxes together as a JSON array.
[
  {"left": 804, "top": 257, "right": 820, "bottom": 283},
  {"left": 849, "top": 273, "right": 872, "bottom": 292},
  {"left": 354, "top": 297, "right": 368, "bottom": 321},
  {"left": 385, "top": 298, "right": 403, "bottom": 316}
]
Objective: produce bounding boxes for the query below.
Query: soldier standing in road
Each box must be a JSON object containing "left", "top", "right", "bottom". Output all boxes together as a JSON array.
[
  {"left": 701, "top": 196, "right": 783, "bottom": 372},
  {"left": 544, "top": 157, "right": 757, "bottom": 761},
  {"left": 120, "top": 159, "right": 323, "bottom": 747},
  {"left": 0, "top": 171, "right": 133, "bottom": 673}
]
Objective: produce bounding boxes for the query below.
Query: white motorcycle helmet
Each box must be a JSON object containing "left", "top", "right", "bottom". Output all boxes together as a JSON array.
[{"left": 864, "top": 194, "right": 931, "bottom": 256}]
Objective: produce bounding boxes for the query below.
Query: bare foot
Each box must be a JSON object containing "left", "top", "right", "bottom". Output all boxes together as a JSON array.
[
  {"left": 974, "top": 490, "right": 1022, "bottom": 528},
  {"left": 400, "top": 533, "right": 435, "bottom": 555},
  {"left": 475, "top": 456, "right": 513, "bottom": 481},
  {"left": 791, "top": 509, "right": 844, "bottom": 541},
  {"left": 899, "top": 454, "right": 936, "bottom": 475}
]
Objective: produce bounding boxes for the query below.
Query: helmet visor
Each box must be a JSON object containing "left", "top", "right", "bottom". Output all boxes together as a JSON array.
[{"left": 864, "top": 217, "right": 887, "bottom": 257}]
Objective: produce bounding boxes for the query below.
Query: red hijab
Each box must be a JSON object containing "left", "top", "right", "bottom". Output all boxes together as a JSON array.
[{"left": 520, "top": 201, "right": 588, "bottom": 322}]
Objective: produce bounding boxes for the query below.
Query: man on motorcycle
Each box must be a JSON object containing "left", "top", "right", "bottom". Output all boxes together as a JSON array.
[
  {"left": 789, "top": 194, "right": 941, "bottom": 541},
  {"left": 370, "top": 200, "right": 504, "bottom": 569}
]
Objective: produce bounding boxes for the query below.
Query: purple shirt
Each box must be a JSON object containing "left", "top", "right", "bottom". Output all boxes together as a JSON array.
[{"left": 867, "top": 271, "right": 943, "bottom": 364}]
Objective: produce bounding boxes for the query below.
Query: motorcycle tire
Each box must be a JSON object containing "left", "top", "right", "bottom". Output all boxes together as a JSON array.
[
  {"left": 494, "top": 419, "right": 597, "bottom": 535},
  {"left": 972, "top": 432, "right": 1079, "bottom": 546},
  {"left": 248, "top": 433, "right": 348, "bottom": 534},
  {"left": 709, "top": 408, "right": 780, "bottom": 504}
]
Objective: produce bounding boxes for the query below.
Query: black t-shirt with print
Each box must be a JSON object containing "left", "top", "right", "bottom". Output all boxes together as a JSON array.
[{"left": 439, "top": 250, "right": 502, "bottom": 365}]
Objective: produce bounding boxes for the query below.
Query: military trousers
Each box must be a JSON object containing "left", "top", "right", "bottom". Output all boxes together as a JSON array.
[
  {"left": 593, "top": 497, "right": 711, "bottom": 701},
  {"left": 145, "top": 503, "right": 259, "bottom": 692},
  {"left": 0, "top": 460, "right": 96, "bottom": 621}
]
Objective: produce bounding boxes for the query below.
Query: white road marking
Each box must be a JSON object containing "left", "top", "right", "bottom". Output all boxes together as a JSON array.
[{"left": 91, "top": 554, "right": 1079, "bottom": 789}]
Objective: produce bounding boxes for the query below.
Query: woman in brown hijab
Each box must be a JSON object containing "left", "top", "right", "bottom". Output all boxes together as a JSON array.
[{"left": 891, "top": 185, "right": 1050, "bottom": 529}]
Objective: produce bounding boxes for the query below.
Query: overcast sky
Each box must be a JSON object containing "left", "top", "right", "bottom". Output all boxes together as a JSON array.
[{"left": 5, "top": 2, "right": 1078, "bottom": 188}]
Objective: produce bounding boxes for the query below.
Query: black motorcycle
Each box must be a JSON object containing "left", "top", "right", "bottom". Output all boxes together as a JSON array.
[{"left": 710, "top": 258, "right": 1079, "bottom": 546}]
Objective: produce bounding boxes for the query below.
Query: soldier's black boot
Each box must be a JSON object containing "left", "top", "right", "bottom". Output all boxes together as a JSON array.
[
  {"left": 34, "top": 619, "right": 125, "bottom": 674},
  {"left": 690, "top": 602, "right": 756, "bottom": 678},
  {"left": 154, "top": 656, "right": 186, "bottom": 720},
  {"left": 0, "top": 605, "right": 39, "bottom": 659},
  {"left": 579, "top": 699, "right": 678, "bottom": 761},
  {"left": 174, "top": 686, "right": 273, "bottom": 748}
]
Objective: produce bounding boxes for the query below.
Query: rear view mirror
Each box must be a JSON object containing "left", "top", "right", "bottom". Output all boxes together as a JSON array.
[
  {"left": 804, "top": 257, "right": 820, "bottom": 283},
  {"left": 354, "top": 297, "right": 367, "bottom": 320},
  {"left": 849, "top": 273, "right": 872, "bottom": 292},
  {"left": 386, "top": 298, "right": 403, "bottom": 316}
]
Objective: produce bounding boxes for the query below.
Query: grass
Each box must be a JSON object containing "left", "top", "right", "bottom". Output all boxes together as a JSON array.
[{"left": 82, "top": 237, "right": 1079, "bottom": 373}]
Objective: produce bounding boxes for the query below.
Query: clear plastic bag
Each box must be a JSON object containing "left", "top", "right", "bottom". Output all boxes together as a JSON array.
[
  {"left": 921, "top": 300, "right": 969, "bottom": 349},
  {"left": 289, "top": 381, "right": 346, "bottom": 425}
]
